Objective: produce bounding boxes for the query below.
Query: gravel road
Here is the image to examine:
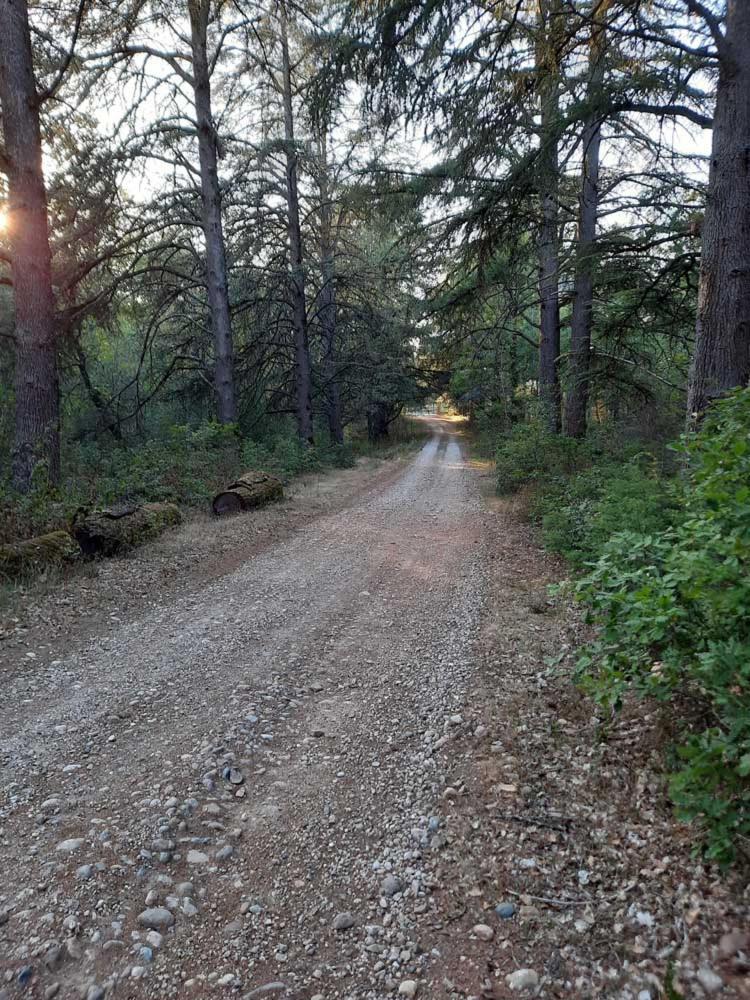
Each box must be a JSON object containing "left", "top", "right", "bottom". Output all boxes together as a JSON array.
[
  {"left": 0, "top": 419, "right": 493, "bottom": 1000},
  {"left": 1, "top": 419, "right": 746, "bottom": 1000}
]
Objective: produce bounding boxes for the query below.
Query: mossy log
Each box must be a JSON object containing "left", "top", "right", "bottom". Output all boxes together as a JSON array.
[
  {"left": 212, "top": 471, "right": 283, "bottom": 516},
  {"left": 72, "top": 502, "right": 182, "bottom": 556},
  {"left": 0, "top": 530, "right": 79, "bottom": 577}
]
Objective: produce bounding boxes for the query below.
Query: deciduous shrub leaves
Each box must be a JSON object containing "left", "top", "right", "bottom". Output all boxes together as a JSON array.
[{"left": 574, "top": 390, "right": 750, "bottom": 865}]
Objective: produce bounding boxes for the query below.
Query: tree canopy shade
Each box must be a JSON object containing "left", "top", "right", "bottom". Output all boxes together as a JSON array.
[{"left": 0, "top": 0, "right": 747, "bottom": 491}]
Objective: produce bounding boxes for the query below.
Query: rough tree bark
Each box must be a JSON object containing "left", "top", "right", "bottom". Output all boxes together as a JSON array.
[
  {"left": 72, "top": 502, "right": 182, "bottom": 556},
  {"left": 280, "top": 0, "right": 314, "bottom": 445},
  {"left": 565, "top": 2, "right": 608, "bottom": 438},
  {"left": 317, "top": 130, "right": 344, "bottom": 445},
  {"left": 687, "top": 0, "right": 750, "bottom": 423},
  {"left": 188, "top": 0, "right": 237, "bottom": 425},
  {"left": 212, "top": 471, "right": 283, "bottom": 515},
  {"left": 0, "top": 0, "right": 60, "bottom": 490},
  {"left": 536, "top": 0, "right": 562, "bottom": 434}
]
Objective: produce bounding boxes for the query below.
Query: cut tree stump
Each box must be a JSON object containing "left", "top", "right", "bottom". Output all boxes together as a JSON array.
[
  {"left": 212, "top": 471, "right": 283, "bottom": 516},
  {"left": 72, "top": 502, "right": 182, "bottom": 556},
  {"left": 0, "top": 530, "right": 79, "bottom": 577}
]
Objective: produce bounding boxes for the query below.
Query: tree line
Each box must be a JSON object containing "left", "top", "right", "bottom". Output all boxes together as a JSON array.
[
  {"left": 1, "top": 0, "right": 748, "bottom": 494},
  {"left": 0, "top": 0, "right": 430, "bottom": 493}
]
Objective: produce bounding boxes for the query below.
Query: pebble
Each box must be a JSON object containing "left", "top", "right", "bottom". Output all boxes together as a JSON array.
[
  {"left": 332, "top": 911, "right": 356, "bottom": 931},
  {"left": 472, "top": 923, "right": 494, "bottom": 941},
  {"left": 186, "top": 850, "right": 209, "bottom": 865},
  {"left": 216, "top": 845, "right": 234, "bottom": 861},
  {"left": 146, "top": 931, "right": 163, "bottom": 949},
  {"left": 720, "top": 930, "right": 749, "bottom": 956},
  {"left": 44, "top": 986, "right": 60, "bottom": 1000},
  {"left": 55, "top": 838, "right": 84, "bottom": 853},
  {"left": 137, "top": 907, "right": 175, "bottom": 930},
  {"left": 75, "top": 865, "right": 93, "bottom": 880},
  {"left": 398, "top": 981, "right": 418, "bottom": 998},
  {"left": 381, "top": 874, "right": 402, "bottom": 897},
  {"left": 86, "top": 987, "right": 105, "bottom": 1000},
  {"left": 506, "top": 969, "right": 539, "bottom": 991},
  {"left": 696, "top": 967, "right": 723, "bottom": 993}
]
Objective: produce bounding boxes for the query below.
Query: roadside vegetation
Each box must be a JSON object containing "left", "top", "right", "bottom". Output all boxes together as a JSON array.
[
  {"left": 482, "top": 389, "right": 750, "bottom": 866},
  {"left": 0, "top": 416, "right": 429, "bottom": 547}
]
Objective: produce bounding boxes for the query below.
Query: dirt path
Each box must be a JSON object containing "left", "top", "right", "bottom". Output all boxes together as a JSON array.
[{"left": 0, "top": 419, "right": 745, "bottom": 1000}]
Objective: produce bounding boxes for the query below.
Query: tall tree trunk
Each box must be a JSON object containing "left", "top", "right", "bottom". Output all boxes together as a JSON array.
[
  {"left": 687, "top": 0, "right": 750, "bottom": 423},
  {"left": 317, "top": 131, "right": 343, "bottom": 445},
  {"left": 280, "top": 1, "right": 314, "bottom": 445},
  {"left": 565, "top": 2, "right": 607, "bottom": 438},
  {"left": 188, "top": 0, "right": 237, "bottom": 425},
  {"left": 0, "top": 0, "right": 60, "bottom": 490},
  {"left": 536, "top": 0, "right": 562, "bottom": 434}
]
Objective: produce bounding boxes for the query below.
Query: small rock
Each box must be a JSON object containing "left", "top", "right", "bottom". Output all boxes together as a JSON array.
[
  {"left": 186, "top": 850, "right": 209, "bottom": 865},
  {"left": 86, "top": 987, "right": 105, "bottom": 1000},
  {"left": 216, "top": 846, "right": 234, "bottom": 862},
  {"left": 228, "top": 768, "right": 244, "bottom": 785},
  {"left": 472, "top": 923, "right": 494, "bottom": 941},
  {"left": 17, "top": 967, "right": 32, "bottom": 987},
  {"left": 145, "top": 931, "right": 163, "bottom": 949},
  {"left": 696, "top": 967, "right": 723, "bottom": 993},
  {"left": 398, "top": 981, "right": 418, "bottom": 998},
  {"left": 137, "top": 907, "right": 174, "bottom": 930},
  {"left": 720, "top": 930, "right": 749, "bottom": 957},
  {"left": 55, "top": 838, "right": 84, "bottom": 853},
  {"left": 381, "top": 875, "right": 402, "bottom": 898},
  {"left": 43, "top": 946, "right": 62, "bottom": 971},
  {"left": 495, "top": 902, "right": 516, "bottom": 919},
  {"left": 332, "top": 911, "right": 355, "bottom": 931},
  {"left": 44, "top": 986, "right": 60, "bottom": 1000},
  {"left": 506, "top": 969, "right": 539, "bottom": 992},
  {"left": 76, "top": 865, "right": 93, "bottom": 880}
]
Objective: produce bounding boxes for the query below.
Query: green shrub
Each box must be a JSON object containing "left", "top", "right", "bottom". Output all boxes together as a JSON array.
[
  {"left": 537, "top": 457, "right": 677, "bottom": 567},
  {"left": 495, "top": 421, "right": 591, "bottom": 494},
  {"left": 575, "top": 389, "right": 750, "bottom": 865}
]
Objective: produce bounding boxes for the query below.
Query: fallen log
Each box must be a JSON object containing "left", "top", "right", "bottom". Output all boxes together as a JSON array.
[
  {"left": 72, "top": 502, "right": 182, "bottom": 556},
  {"left": 0, "top": 530, "right": 79, "bottom": 578},
  {"left": 212, "top": 471, "right": 283, "bottom": 516}
]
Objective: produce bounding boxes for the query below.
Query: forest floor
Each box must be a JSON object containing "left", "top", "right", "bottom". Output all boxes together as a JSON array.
[{"left": 0, "top": 417, "right": 747, "bottom": 1000}]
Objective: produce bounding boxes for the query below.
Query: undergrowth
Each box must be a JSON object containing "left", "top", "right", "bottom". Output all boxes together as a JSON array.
[
  {"left": 0, "top": 415, "right": 429, "bottom": 545},
  {"left": 490, "top": 392, "right": 750, "bottom": 865}
]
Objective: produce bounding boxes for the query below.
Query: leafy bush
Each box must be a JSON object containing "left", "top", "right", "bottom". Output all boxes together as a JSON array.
[
  {"left": 495, "top": 421, "right": 591, "bottom": 494},
  {"left": 536, "top": 457, "right": 676, "bottom": 567},
  {"left": 575, "top": 390, "right": 750, "bottom": 865}
]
